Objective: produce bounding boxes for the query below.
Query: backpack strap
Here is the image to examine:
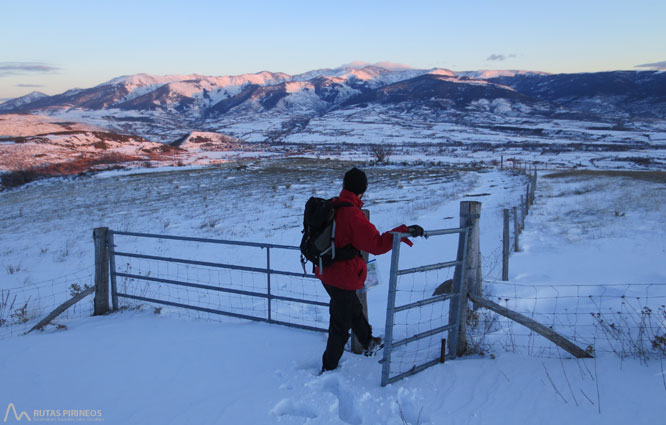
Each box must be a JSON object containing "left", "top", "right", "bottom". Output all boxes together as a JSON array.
[
  {"left": 330, "top": 200, "right": 361, "bottom": 262},
  {"left": 331, "top": 201, "right": 353, "bottom": 209}
]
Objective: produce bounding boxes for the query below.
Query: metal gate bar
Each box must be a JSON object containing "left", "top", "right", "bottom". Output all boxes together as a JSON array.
[
  {"left": 108, "top": 230, "right": 328, "bottom": 333},
  {"left": 381, "top": 227, "right": 469, "bottom": 386}
]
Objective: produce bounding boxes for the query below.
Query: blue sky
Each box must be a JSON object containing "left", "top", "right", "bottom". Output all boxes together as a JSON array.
[{"left": 1, "top": 0, "right": 665, "bottom": 99}]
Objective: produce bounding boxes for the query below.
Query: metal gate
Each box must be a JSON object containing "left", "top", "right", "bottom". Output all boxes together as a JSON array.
[
  {"left": 107, "top": 230, "right": 330, "bottom": 333},
  {"left": 381, "top": 227, "right": 469, "bottom": 386}
]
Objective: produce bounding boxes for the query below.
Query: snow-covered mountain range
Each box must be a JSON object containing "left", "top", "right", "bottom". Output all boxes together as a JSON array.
[
  {"left": 4, "top": 63, "right": 663, "bottom": 143},
  {"left": 2, "top": 63, "right": 666, "bottom": 185}
]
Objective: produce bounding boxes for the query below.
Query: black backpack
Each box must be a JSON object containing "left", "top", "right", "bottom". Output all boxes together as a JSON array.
[{"left": 300, "top": 197, "right": 360, "bottom": 273}]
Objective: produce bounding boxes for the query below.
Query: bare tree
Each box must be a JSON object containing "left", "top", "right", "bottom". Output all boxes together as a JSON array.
[{"left": 370, "top": 143, "right": 393, "bottom": 163}]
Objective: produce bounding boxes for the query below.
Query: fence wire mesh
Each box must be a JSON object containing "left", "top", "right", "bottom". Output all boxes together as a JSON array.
[
  {"left": 382, "top": 228, "right": 466, "bottom": 386},
  {"left": 0, "top": 267, "right": 95, "bottom": 338},
  {"left": 111, "top": 231, "right": 330, "bottom": 332},
  {"left": 388, "top": 267, "right": 455, "bottom": 377},
  {"left": 472, "top": 280, "right": 666, "bottom": 359}
]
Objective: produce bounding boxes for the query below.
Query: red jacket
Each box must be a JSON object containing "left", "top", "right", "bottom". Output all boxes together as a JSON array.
[{"left": 315, "top": 189, "right": 411, "bottom": 290}]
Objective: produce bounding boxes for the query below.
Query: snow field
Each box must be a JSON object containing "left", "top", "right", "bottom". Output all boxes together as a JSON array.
[
  {"left": 1, "top": 159, "right": 665, "bottom": 424},
  {"left": 1, "top": 311, "right": 665, "bottom": 424}
]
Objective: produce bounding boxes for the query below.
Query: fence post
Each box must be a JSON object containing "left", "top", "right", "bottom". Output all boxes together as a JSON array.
[
  {"left": 93, "top": 227, "right": 110, "bottom": 316},
  {"left": 465, "top": 202, "right": 482, "bottom": 306},
  {"left": 266, "top": 246, "right": 272, "bottom": 324},
  {"left": 449, "top": 201, "right": 482, "bottom": 357},
  {"left": 513, "top": 207, "right": 520, "bottom": 252},
  {"left": 526, "top": 184, "right": 531, "bottom": 210},
  {"left": 108, "top": 230, "right": 118, "bottom": 311},
  {"left": 500, "top": 155, "right": 504, "bottom": 170},
  {"left": 521, "top": 195, "right": 527, "bottom": 229},
  {"left": 381, "top": 233, "right": 402, "bottom": 386},
  {"left": 502, "top": 209, "right": 510, "bottom": 281},
  {"left": 532, "top": 167, "right": 538, "bottom": 204},
  {"left": 352, "top": 209, "right": 371, "bottom": 354}
]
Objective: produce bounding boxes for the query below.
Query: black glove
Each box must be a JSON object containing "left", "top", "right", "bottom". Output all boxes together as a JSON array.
[{"left": 407, "top": 224, "right": 424, "bottom": 237}]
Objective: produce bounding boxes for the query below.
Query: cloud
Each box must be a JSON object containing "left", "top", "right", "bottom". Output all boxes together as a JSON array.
[
  {"left": 16, "top": 83, "right": 45, "bottom": 88},
  {"left": 487, "top": 54, "right": 506, "bottom": 61},
  {"left": 0, "top": 62, "right": 60, "bottom": 77},
  {"left": 635, "top": 61, "right": 666, "bottom": 70},
  {"left": 486, "top": 53, "right": 517, "bottom": 62}
]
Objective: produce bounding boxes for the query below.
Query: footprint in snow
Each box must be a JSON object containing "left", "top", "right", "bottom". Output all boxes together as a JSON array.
[
  {"left": 269, "top": 399, "right": 317, "bottom": 419},
  {"left": 317, "top": 375, "right": 363, "bottom": 425}
]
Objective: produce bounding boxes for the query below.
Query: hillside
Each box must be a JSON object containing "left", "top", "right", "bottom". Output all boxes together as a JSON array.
[{"left": 0, "top": 161, "right": 664, "bottom": 424}]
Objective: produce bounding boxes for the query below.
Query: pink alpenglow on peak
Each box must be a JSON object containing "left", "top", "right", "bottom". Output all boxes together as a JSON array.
[{"left": 427, "top": 69, "right": 456, "bottom": 77}]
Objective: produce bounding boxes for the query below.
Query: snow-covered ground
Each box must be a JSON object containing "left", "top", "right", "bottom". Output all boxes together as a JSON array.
[
  {"left": 3, "top": 312, "right": 664, "bottom": 425},
  {"left": 31, "top": 104, "right": 666, "bottom": 171},
  {"left": 1, "top": 159, "right": 665, "bottom": 424}
]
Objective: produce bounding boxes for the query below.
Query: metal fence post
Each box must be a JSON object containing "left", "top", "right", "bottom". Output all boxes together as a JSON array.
[
  {"left": 448, "top": 225, "right": 468, "bottom": 358},
  {"left": 93, "top": 227, "right": 110, "bottom": 315},
  {"left": 108, "top": 230, "right": 118, "bottom": 311},
  {"left": 502, "top": 209, "right": 509, "bottom": 281},
  {"left": 266, "top": 246, "right": 272, "bottom": 323},
  {"left": 381, "top": 234, "right": 402, "bottom": 386}
]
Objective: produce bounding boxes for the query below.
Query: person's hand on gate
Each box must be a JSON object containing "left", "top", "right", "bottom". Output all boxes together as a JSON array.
[{"left": 407, "top": 224, "right": 424, "bottom": 237}]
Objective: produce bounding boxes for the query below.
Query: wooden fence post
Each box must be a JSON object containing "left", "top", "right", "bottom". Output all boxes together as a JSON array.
[
  {"left": 450, "top": 201, "right": 482, "bottom": 357},
  {"left": 468, "top": 293, "right": 592, "bottom": 359},
  {"left": 513, "top": 206, "right": 520, "bottom": 252},
  {"left": 521, "top": 195, "right": 527, "bottom": 229},
  {"left": 464, "top": 202, "right": 482, "bottom": 303},
  {"left": 27, "top": 286, "right": 95, "bottom": 333},
  {"left": 352, "top": 209, "right": 371, "bottom": 354},
  {"left": 502, "top": 209, "right": 510, "bottom": 281},
  {"left": 93, "top": 227, "right": 110, "bottom": 316}
]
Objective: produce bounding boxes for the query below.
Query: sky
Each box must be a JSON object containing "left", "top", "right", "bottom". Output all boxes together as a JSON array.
[{"left": 1, "top": 0, "right": 665, "bottom": 100}]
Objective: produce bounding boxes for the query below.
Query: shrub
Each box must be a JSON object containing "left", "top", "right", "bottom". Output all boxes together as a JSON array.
[{"left": 371, "top": 144, "right": 393, "bottom": 163}]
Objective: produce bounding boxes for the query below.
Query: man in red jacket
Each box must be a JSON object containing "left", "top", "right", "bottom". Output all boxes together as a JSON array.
[{"left": 316, "top": 167, "right": 424, "bottom": 372}]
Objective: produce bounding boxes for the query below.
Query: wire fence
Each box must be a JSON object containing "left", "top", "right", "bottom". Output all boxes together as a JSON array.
[
  {"left": 0, "top": 267, "right": 95, "bottom": 338},
  {"left": 470, "top": 280, "right": 666, "bottom": 359},
  {"left": 471, "top": 169, "right": 666, "bottom": 359},
  {"left": 382, "top": 227, "right": 467, "bottom": 386},
  {"left": 110, "top": 231, "right": 330, "bottom": 333}
]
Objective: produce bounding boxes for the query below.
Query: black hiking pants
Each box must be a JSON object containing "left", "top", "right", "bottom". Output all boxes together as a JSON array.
[{"left": 321, "top": 283, "right": 371, "bottom": 371}]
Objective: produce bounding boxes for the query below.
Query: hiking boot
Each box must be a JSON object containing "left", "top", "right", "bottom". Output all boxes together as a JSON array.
[{"left": 363, "top": 336, "right": 384, "bottom": 357}]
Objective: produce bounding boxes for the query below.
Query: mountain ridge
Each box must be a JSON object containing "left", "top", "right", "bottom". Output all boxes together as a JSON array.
[{"left": 1, "top": 65, "right": 664, "bottom": 142}]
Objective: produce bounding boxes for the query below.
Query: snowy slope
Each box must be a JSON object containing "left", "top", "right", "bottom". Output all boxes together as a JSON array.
[
  {"left": 1, "top": 161, "right": 665, "bottom": 424},
  {"left": 0, "top": 113, "right": 103, "bottom": 137},
  {"left": 1, "top": 312, "right": 663, "bottom": 425},
  {"left": 0, "top": 91, "right": 48, "bottom": 112}
]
